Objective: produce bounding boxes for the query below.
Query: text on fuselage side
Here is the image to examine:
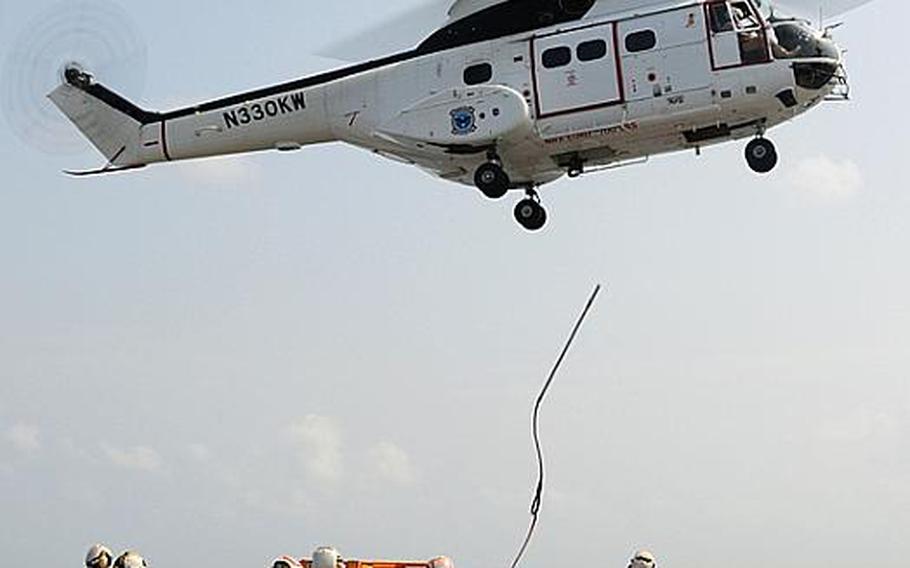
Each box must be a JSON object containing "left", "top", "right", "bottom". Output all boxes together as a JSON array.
[
  {"left": 543, "top": 122, "right": 639, "bottom": 145},
  {"left": 223, "top": 92, "right": 306, "bottom": 129}
]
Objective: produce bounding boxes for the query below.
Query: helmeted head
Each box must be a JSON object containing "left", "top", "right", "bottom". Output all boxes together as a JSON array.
[
  {"left": 114, "top": 551, "right": 148, "bottom": 568},
  {"left": 429, "top": 557, "right": 455, "bottom": 568},
  {"left": 86, "top": 544, "right": 113, "bottom": 568},
  {"left": 312, "top": 547, "right": 342, "bottom": 568},
  {"left": 629, "top": 550, "right": 656, "bottom": 568},
  {"left": 273, "top": 555, "right": 304, "bottom": 568}
]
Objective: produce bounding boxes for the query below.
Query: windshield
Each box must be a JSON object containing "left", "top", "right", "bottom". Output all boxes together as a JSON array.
[{"left": 771, "top": 22, "right": 840, "bottom": 59}]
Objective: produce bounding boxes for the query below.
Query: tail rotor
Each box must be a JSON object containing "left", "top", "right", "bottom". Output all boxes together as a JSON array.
[{"left": 0, "top": 0, "right": 148, "bottom": 155}]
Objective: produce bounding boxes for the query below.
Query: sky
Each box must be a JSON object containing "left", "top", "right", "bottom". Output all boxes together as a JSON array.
[{"left": 1, "top": 1, "right": 908, "bottom": 568}]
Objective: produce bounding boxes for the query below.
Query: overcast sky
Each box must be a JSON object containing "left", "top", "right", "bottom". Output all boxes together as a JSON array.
[{"left": 1, "top": 1, "right": 908, "bottom": 568}]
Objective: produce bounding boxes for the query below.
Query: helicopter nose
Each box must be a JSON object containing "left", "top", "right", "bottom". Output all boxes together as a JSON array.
[
  {"left": 830, "top": 36, "right": 845, "bottom": 63},
  {"left": 793, "top": 60, "right": 843, "bottom": 91}
]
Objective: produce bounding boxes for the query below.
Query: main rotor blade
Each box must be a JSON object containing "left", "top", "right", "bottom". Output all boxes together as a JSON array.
[
  {"left": 316, "top": 2, "right": 451, "bottom": 62},
  {"left": 764, "top": 0, "right": 876, "bottom": 19},
  {"left": 317, "top": 0, "right": 878, "bottom": 63}
]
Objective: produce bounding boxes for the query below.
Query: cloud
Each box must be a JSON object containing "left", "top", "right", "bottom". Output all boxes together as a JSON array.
[
  {"left": 6, "top": 423, "right": 41, "bottom": 454},
  {"left": 289, "top": 415, "right": 343, "bottom": 483},
  {"left": 816, "top": 407, "right": 900, "bottom": 444},
  {"left": 186, "top": 443, "right": 213, "bottom": 463},
  {"left": 174, "top": 155, "right": 263, "bottom": 187},
  {"left": 242, "top": 486, "right": 315, "bottom": 517},
  {"left": 788, "top": 155, "right": 863, "bottom": 200},
  {"left": 103, "top": 445, "right": 163, "bottom": 472},
  {"left": 367, "top": 441, "right": 416, "bottom": 485}
]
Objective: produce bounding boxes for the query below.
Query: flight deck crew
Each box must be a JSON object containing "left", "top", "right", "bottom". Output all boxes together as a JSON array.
[
  {"left": 272, "top": 556, "right": 304, "bottom": 568},
  {"left": 85, "top": 545, "right": 113, "bottom": 568},
  {"left": 113, "top": 551, "right": 148, "bottom": 568},
  {"left": 629, "top": 551, "right": 656, "bottom": 568}
]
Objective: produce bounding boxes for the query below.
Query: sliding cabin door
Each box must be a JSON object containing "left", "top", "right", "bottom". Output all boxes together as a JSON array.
[{"left": 532, "top": 23, "right": 623, "bottom": 118}]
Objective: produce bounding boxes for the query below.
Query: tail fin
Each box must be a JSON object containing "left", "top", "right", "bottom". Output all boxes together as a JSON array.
[{"left": 47, "top": 67, "right": 158, "bottom": 170}]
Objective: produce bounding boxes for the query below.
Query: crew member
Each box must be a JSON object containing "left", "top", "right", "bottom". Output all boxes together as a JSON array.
[
  {"left": 629, "top": 550, "right": 656, "bottom": 568},
  {"left": 113, "top": 551, "right": 148, "bottom": 568},
  {"left": 273, "top": 555, "right": 304, "bottom": 568},
  {"left": 86, "top": 545, "right": 113, "bottom": 568}
]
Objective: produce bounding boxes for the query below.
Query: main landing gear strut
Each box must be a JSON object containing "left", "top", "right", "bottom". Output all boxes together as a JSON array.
[
  {"left": 745, "top": 137, "right": 778, "bottom": 174},
  {"left": 474, "top": 156, "right": 549, "bottom": 232}
]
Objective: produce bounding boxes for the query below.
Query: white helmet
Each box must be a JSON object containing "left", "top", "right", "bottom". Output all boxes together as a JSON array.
[
  {"left": 313, "top": 547, "right": 342, "bottom": 568},
  {"left": 114, "top": 551, "right": 148, "bottom": 568},
  {"left": 86, "top": 544, "right": 113, "bottom": 568},
  {"left": 429, "top": 556, "right": 455, "bottom": 568},
  {"left": 273, "top": 556, "right": 303, "bottom": 568},
  {"left": 630, "top": 550, "right": 656, "bottom": 568}
]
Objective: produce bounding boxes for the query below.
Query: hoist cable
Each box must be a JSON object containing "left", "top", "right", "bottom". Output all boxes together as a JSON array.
[{"left": 508, "top": 284, "right": 603, "bottom": 568}]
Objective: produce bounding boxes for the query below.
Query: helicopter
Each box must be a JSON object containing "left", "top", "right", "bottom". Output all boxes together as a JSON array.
[{"left": 49, "top": 0, "right": 855, "bottom": 231}]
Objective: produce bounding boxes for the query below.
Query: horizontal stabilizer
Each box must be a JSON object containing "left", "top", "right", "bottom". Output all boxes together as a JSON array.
[{"left": 64, "top": 163, "right": 147, "bottom": 177}]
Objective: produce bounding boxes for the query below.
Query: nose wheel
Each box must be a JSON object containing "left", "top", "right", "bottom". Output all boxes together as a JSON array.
[
  {"left": 745, "top": 137, "right": 778, "bottom": 174},
  {"left": 514, "top": 190, "right": 547, "bottom": 232}
]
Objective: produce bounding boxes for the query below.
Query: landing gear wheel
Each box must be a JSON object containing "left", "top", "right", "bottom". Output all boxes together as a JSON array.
[
  {"left": 514, "top": 198, "right": 547, "bottom": 232},
  {"left": 474, "top": 162, "right": 510, "bottom": 199},
  {"left": 745, "top": 138, "right": 778, "bottom": 174}
]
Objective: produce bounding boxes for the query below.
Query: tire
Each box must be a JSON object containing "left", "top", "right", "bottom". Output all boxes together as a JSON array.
[
  {"left": 746, "top": 138, "right": 778, "bottom": 174},
  {"left": 514, "top": 199, "right": 547, "bottom": 231},
  {"left": 474, "top": 162, "right": 510, "bottom": 199}
]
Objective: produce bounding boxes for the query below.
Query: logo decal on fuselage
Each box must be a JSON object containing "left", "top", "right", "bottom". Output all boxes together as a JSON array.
[
  {"left": 223, "top": 91, "right": 306, "bottom": 130},
  {"left": 450, "top": 106, "right": 477, "bottom": 136}
]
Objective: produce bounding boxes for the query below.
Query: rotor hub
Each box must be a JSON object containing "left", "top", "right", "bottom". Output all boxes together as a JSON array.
[{"left": 62, "top": 63, "right": 93, "bottom": 89}]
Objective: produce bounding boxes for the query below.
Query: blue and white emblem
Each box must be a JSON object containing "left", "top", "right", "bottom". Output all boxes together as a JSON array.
[{"left": 450, "top": 106, "right": 477, "bottom": 136}]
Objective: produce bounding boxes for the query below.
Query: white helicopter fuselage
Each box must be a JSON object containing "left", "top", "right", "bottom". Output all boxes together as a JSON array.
[{"left": 50, "top": 0, "right": 845, "bottom": 228}]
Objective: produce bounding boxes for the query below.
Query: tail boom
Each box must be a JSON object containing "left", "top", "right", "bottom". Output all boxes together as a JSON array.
[{"left": 48, "top": 68, "right": 335, "bottom": 170}]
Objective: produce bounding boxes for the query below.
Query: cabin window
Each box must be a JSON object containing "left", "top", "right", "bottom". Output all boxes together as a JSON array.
[
  {"left": 463, "top": 62, "right": 493, "bottom": 85},
  {"left": 542, "top": 46, "right": 572, "bottom": 68},
  {"left": 625, "top": 30, "right": 657, "bottom": 53},
  {"left": 577, "top": 39, "right": 608, "bottom": 62}
]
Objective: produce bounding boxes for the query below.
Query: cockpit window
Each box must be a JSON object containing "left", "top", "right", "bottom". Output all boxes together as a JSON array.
[
  {"left": 709, "top": 3, "right": 734, "bottom": 33},
  {"left": 731, "top": 1, "right": 760, "bottom": 29},
  {"left": 771, "top": 22, "right": 840, "bottom": 60}
]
